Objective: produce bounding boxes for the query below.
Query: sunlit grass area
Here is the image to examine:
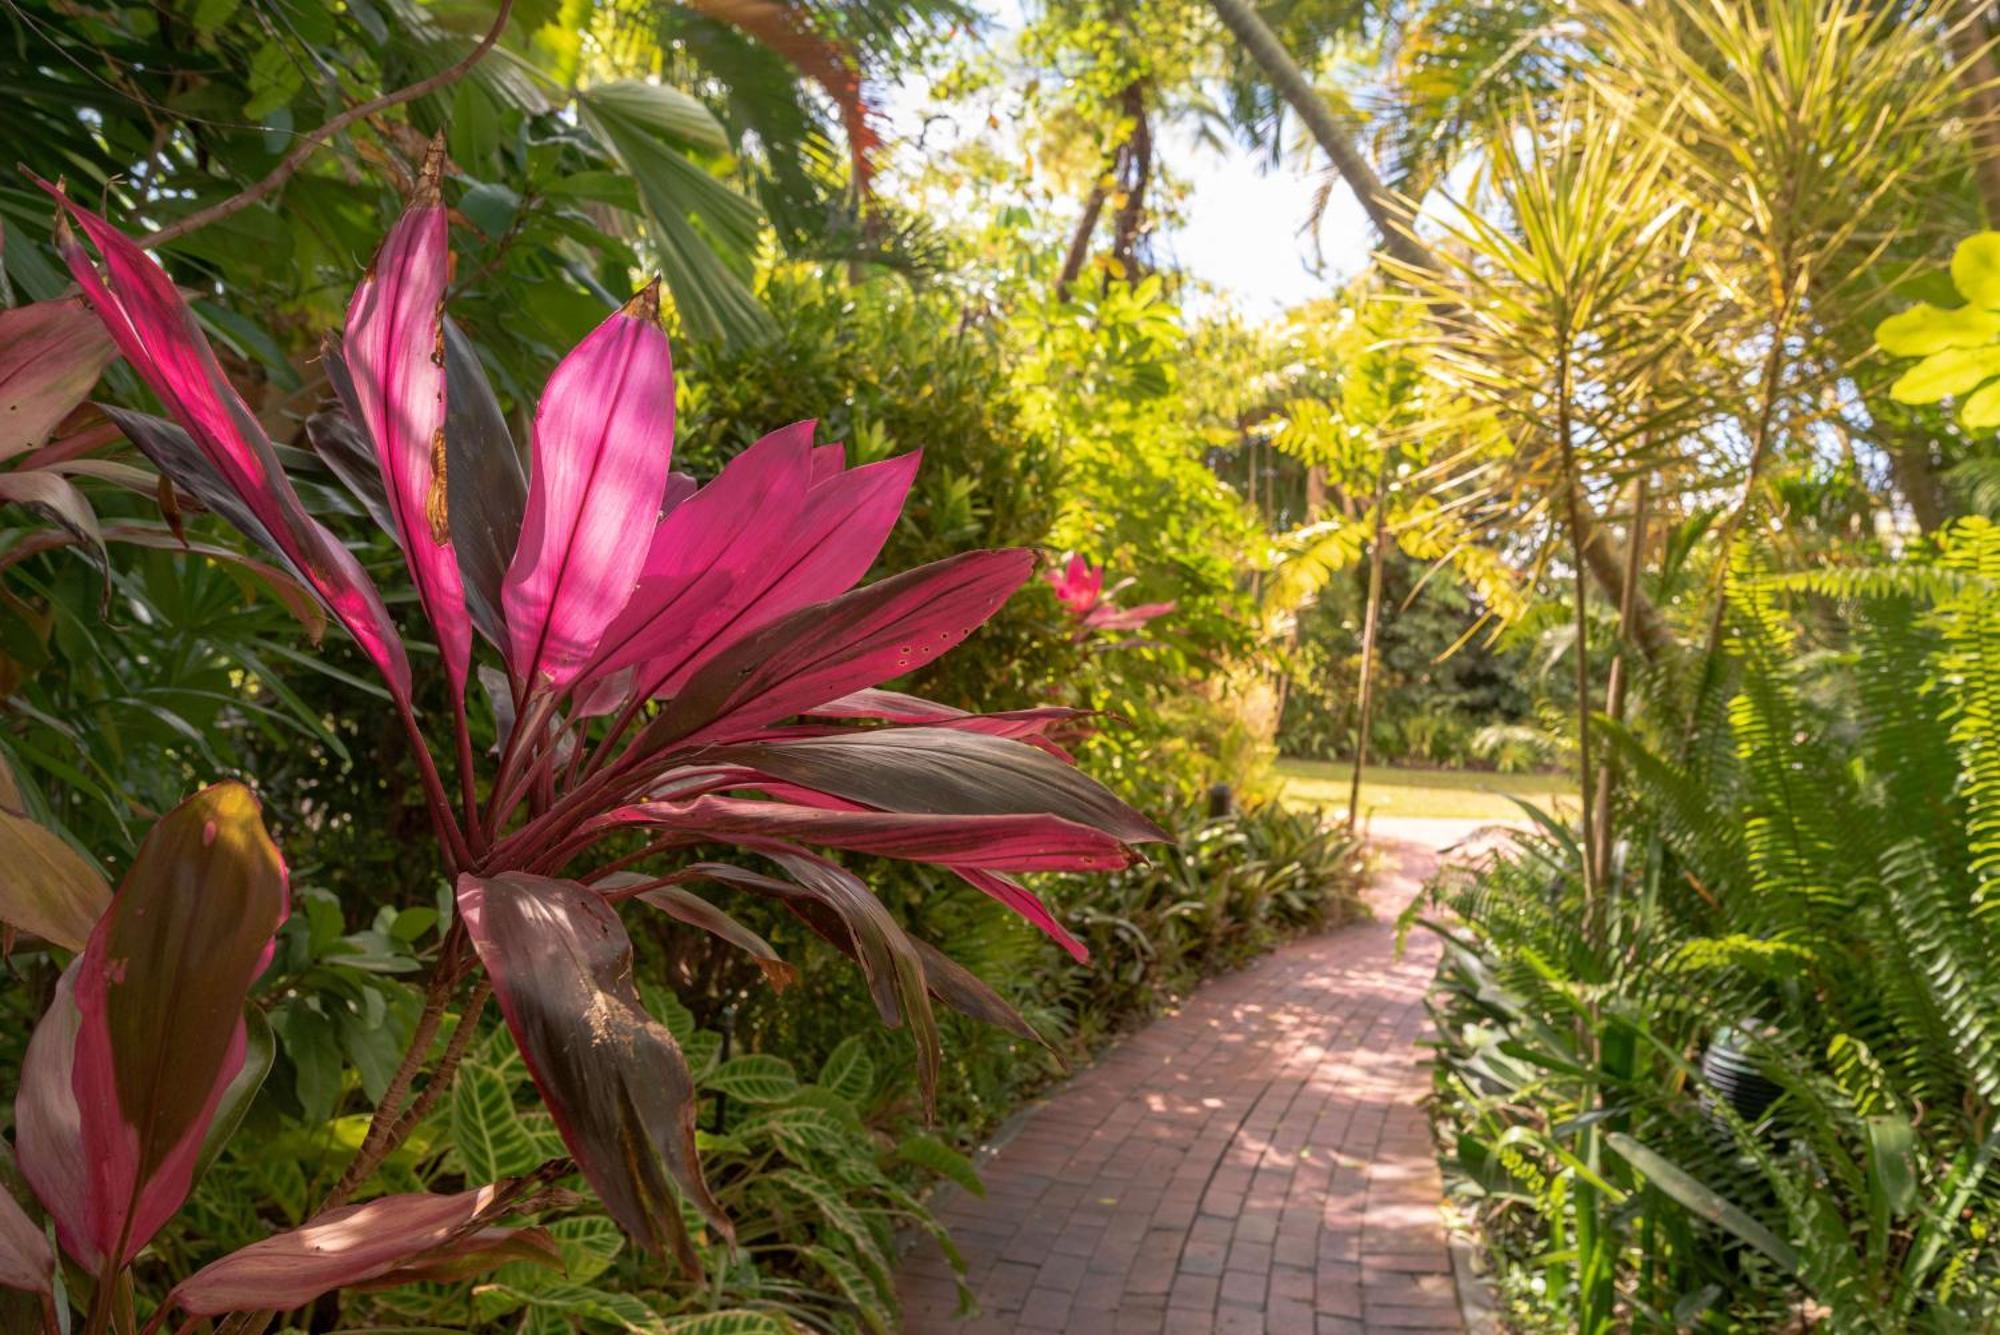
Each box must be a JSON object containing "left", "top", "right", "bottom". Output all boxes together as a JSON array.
[{"left": 1276, "top": 757, "right": 1577, "bottom": 821}]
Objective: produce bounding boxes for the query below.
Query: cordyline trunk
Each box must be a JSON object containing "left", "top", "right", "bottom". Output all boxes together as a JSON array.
[{"left": 1207, "top": 0, "right": 1674, "bottom": 659}]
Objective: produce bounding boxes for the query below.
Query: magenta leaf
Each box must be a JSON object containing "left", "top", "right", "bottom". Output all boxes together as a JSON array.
[
  {"left": 342, "top": 150, "right": 472, "bottom": 693},
  {"left": 629, "top": 547, "right": 1035, "bottom": 758},
  {"left": 13, "top": 963, "right": 86, "bottom": 1268},
  {"left": 17, "top": 782, "right": 289, "bottom": 1268},
  {"left": 0, "top": 1185, "right": 51, "bottom": 1297},
  {"left": 0, "top": 295, "right": 117, "bottom": 461},
  {"left": 598, "top": 795, "right": 1138, "bottom": 873},
  {"left": 640, "top": 447, "right": 923, "bottom": 699},
  {"left": 583, "top": 421, "right": 815, "bottom": 683},
  {"left": 168, "top": 1186, "right": 554, "bottom": 1317},
  {"left": 503, "top": 283, "right": 677, "bottom": 687},
  {"left": 701, "top": 728, "right": 1167, "bottom": 844},
  {"left": 456, "top": 872, "right": 727, "bottom": 1269},
  {"left": 45, "top": 188, "right": 412, "bottom": 702},
  {"left": 952, "top": 867, "right": 1090, "bottom": 963},
  {"left": 319, "top": 321, "right": 527, "bottom": 651},
  {"left": 805, "top": 688, "right": 970, "bottom": 723}
]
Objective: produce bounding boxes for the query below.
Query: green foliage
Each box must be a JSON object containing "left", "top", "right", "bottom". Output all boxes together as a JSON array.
[{"left": 1418, "top": 521, "right": 2000, "bottom": 1330}]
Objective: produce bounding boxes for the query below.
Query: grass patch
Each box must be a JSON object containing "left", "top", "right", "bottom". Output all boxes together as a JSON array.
[{"left": 1276, "top": 758, "right": 1577, "bottom": 821}]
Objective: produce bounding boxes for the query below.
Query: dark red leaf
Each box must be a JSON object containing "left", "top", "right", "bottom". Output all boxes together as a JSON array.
[
  {"left": 597, "top": 796, "right": 1140, "bottom": 873},
  {"left": 628, "top": 548, "right": 1035, "bottom": 758},
  {"left": 701, "top": 728, "right": 1167, "bottom": 844},
  {"left": 456, "top": 872, "right": 727, "bottom": 1269}
]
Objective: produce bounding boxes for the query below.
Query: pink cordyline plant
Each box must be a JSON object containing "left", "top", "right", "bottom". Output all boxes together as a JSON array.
[
  {"left": 1045, "top": 551, "right": 1176, "bottom": 641},
  {"left": 0, "top": 146, "right": 1163, "bottom": 1332}
]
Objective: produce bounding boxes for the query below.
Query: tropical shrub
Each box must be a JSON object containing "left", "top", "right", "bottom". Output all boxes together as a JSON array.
[
  {"left": 1412, "top": 521, "right": 2000, "bottom": 1330},
  {"left": 0, "top": 167, "right": 1164, "bottom": 1332}
]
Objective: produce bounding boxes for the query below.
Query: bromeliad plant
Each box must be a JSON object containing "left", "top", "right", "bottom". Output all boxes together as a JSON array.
[{"left": 0, "top": 145, "right": 1165, "bottom": 1330}]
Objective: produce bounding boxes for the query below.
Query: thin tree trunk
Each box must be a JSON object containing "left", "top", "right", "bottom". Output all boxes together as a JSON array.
[
  {"left": 1346, "top": 467, "right": 1391, "bottom": 832},
  {"left": 1110, "top": 82, "right": 1153, "bottom": 276},
  {"left": 1208, "top": 0, "right": 1673, "bottom": 659},
  {"left": 1056, "top": 182, "right": 1108, "bottom": 299}
]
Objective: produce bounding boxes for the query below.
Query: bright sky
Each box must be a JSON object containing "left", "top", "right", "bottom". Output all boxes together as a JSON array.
[
  {"left": 877, "top": 4, "right": 1379, "bottom": 319},
  {"left": 1151, "top": 120, "right": 1375, "bottom": 315}
]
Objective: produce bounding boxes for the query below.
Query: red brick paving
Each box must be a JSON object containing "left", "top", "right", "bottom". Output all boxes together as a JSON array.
[{"left": 898, "top": 832, "right": 1467, "bottom": 1335}]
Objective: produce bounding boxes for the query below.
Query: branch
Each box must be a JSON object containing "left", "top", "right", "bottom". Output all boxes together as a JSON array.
[{"left": 138, "top": 0, "right": 516, "bottom": 251}]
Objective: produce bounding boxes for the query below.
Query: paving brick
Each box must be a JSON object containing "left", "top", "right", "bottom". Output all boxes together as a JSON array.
[{"left": 894, "top": 834, "right": 1480, "bottom": 1335}]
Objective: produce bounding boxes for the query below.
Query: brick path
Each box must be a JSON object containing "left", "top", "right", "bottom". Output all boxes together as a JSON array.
[{"left": 897, "top": 823, "right": 1481, "bottom": 1335}]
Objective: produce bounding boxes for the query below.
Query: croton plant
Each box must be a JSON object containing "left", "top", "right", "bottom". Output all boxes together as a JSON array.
[{"left": 0, "top": 145, "right": 1163, "bottom": 1332}]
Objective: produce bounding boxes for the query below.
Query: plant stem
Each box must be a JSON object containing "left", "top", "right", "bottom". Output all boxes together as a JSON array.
[
  {"left": 136, "top": 0, "right": 517, "bottom": 251},
  {"left": 452, "top": 691, "right": 483, "bottom": 858},
  {"left": 386, "top": 978, "right": 492, "bottom": 1143},
  {"left": 397, "top": 701, "right": 470, "bottom": 873}
]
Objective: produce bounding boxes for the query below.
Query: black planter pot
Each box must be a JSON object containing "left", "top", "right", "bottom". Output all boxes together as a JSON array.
[{"left": 1701, "top": 1027, "right": 1782, "bottom": 1122}]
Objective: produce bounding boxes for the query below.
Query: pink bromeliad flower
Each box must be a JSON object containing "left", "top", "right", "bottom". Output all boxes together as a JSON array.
[
  {"left": 13, "top": 146, "right": 1165, "bottom": 1305},
  {"left": 1045, "top": 552, "right": 1175, "bottom": 639}
]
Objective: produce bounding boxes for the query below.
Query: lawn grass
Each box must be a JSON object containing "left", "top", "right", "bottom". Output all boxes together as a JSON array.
[{"left": 1276, "top": 757, "right": 1577, "bottom": 822}]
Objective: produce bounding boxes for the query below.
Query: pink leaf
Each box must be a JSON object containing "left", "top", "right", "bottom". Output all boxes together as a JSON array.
[
  {"left": 644, "top": 447, "right": 922, "bottom": 698},
  {"left": 503, "top": 283, "right": 677, "bottom": 687},
  {"left": 42, "top": 186, "right": 411, "bottom": 702},
  {"left": 582, "top": 422, "right": 815, "bottom": 683},
  {"left": 809, "top": 441, "right": 845, "bottom": 484},
  {"left": 0, "top": 295, "right": 116, "bottom": 461},
  {"left": 954, "top": 867, "right": 1089, "bottom": 963},
  {"left": 168, "top": 1186, "right": 544, "bottom": 1316},
  {"left": 595, "top": 795, "right": 1140, "bottom": 872},
  {"left": 343, "top": 142, "right": 472, "bottom": 696},
  {"left": 14, "top": 963, "right": 85, "bottom": 1269}
]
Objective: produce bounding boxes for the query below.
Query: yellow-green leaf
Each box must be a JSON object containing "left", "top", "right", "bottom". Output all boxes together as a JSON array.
[
  {"left": 1964, "top": 378, "right": 2000, "bottom": 429},
  {"left": 1952, "top": 232, "right": 2000, "bottom": 308},
  {"left": 1889, "top": 347, "right": 2000, "bottom": 404},
  {"left": 1876, "top": 302, "right": 2000, "bottom": 357}
]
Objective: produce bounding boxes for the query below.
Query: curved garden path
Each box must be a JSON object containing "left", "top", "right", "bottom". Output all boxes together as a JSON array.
[{"left": 896, "top": 818, "right": 1498, "bottom": 1335}]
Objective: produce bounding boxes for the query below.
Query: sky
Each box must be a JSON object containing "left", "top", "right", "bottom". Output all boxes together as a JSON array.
[{"left": 1150, "top": 120, "right": 1375, "bottom": 315}]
